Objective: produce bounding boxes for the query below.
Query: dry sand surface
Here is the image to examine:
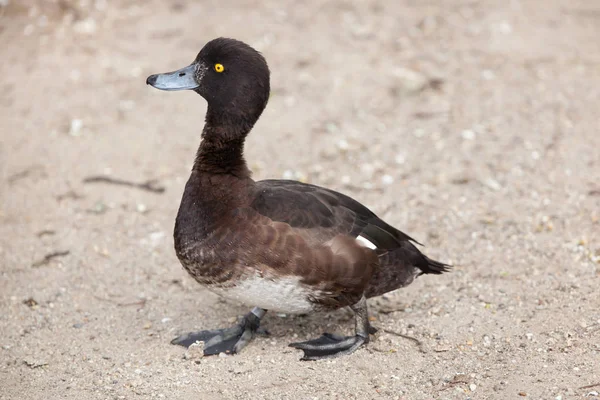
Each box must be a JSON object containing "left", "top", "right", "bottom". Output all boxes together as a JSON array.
[{"left": 1, "top": 0, "right": 599, "bottom": 399}]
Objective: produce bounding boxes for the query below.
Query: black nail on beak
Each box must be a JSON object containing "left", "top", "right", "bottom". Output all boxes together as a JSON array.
[{"left": 146, "top": 74, "right": 158, "bottom": 85}]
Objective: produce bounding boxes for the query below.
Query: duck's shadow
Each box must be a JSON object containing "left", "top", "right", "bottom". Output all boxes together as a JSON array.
[
  {"left": 175, "top": 291, "right": 410, "bottom": 344},
  {"left": 173, "top": 292, "right": 360, "bottom": 342}
]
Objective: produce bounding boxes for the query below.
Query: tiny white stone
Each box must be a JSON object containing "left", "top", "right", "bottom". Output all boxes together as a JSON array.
[
  {"left": 69, "top": 119, "right": 84, "bottom": 136},
  {"left": 497, "top": 21, "right": 513, "bottom": 34},
  {"left": 469, "top": 384, "right": 477, "bottom": 391},
  {"left": 482, "top": 70, "right": 495, "bottom": 80},
  {"left": 360, "top": 163, "right": 374, "bottom": 175},
  {"left": 381, "top": 174, "right": 394, "bottom": 185},
  {"left": 149, "top": 231, "right": 165, "bottom": 245},
  {"left": 461, "top": 129, "right": 476, "bottom": 140},
  {"left": 73, "top": 18, "right": 97, "bottom": 34},
  {"left": 337, "top": 139, "right": 349, "bottom": 151},
  {"left": 483, "top": 178, "right": 502, "bottom": 191},
  {"left": 413, "top": 128, "right": 425, "bottom": 138}
]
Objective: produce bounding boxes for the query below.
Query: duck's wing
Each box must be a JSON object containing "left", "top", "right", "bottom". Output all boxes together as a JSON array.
[
  {"left": 250, "top": 179, "right": 419, "bottom": 251},
  {"left": 242, "top": 179, "right": 448, "bottom": 307}
]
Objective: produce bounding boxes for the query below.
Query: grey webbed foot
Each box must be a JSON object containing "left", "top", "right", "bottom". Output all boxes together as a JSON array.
[
  {"left": 289, "top": 332, "right": 367, "bottom": 360},
  {"left": 289, "top": 296, "right": 374, "bottom": 361},
  {"left": 171, "top": 307, "right": 267, "bottom": 356}
]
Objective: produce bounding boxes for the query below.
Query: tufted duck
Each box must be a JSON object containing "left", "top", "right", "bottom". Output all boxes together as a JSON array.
[{"left": 146, "top": 38, "right": 449, "bottom": 360}]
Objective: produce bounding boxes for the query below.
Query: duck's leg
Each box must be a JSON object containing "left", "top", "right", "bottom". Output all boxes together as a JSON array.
[
  {"left": 171, "top": 307, "right": 267, "bottom": 355},
  {"left": 289, "top": 296, "right": 372, "bottom": 361}
]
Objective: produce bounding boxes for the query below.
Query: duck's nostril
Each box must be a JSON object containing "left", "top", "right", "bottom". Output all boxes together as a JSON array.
[{"left": 179, "top": 72, "right": 186, "bottom": 77}]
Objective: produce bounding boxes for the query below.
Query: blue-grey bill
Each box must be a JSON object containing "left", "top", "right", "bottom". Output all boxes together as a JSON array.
[{"left": 146, "top": 64, "right": 199, "bottom": 91}]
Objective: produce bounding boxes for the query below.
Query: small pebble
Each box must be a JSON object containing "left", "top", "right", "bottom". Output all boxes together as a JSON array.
[
  {"left": 470, "top": 384, "right": 477, "bottom": 391},
  {"left": 69, "top": 119, "right": 84, "bottom": 136},
  {"left": 461, "top": 129, "right": 476, "bottom": 140},
  {"left": 184, "top": 342, "right": 204, "bottom": 360},
  {"left": 336, "top": 139, "right": 349, "bottom": 151},
  {"left": 482, "top": 70, "right": 495, "bottom": 80},
  {"left": 381, "top": 174, "right": 394, "bottom": 185},
  {"left": 392, "top": 67, "right": 428, "bottom": 93},
  {"left": 73, "top": 18, "right": 97, "bottom": 34},
  {"left": 482, "top": 178, "right": 502, "bottom": 191}
]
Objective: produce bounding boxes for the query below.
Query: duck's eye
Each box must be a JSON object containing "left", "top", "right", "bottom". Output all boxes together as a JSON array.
[{"left": 214, "top": 63, "right": 225, "bottom": 73}]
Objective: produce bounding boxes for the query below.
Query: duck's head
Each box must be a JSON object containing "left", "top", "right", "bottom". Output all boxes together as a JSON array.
[{"left": 146, "top": 38, "right": 270, "bottom": 127}]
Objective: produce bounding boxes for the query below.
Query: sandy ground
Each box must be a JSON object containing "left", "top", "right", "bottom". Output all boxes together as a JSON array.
[{"left": 1, "top": 0, "right": 599, "bottom": 399}]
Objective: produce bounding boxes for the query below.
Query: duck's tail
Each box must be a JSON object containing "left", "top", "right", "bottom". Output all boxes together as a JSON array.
[{"left": 418, "top": 255, "right": 451, "bottom": 275}]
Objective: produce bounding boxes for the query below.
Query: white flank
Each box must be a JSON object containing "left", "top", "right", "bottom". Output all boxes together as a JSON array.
[
  {"left": 210, "top": 275, "right": 317, "bottom": 314},
  {"left": 356, "top": 235, "right": 377, "bottom": 250}
]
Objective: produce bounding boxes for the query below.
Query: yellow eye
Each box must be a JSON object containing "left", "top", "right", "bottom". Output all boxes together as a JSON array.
[{"left": 214, "top": 63, "right": 224, "bottom": 73}]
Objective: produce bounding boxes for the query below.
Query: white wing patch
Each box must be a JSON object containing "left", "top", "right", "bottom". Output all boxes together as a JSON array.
[{"left": 356, "top": 234, "right": 377, "bottom": 250}]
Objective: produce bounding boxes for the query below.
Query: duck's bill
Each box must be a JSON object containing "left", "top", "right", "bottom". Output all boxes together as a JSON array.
[{"left": 146, "top": 64, "right": 199, "bottom": 91}]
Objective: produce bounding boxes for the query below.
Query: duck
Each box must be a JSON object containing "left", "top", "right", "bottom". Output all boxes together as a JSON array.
[{"left": 146, "top": 37, "right": 450, "bottom": 361}]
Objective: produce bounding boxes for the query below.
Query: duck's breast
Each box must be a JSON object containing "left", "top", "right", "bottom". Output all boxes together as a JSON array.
[{"left": 210, "top": 273, "right": 321, "bottom": 313}]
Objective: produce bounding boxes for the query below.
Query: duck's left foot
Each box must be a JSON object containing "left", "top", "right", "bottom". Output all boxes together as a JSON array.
[
  {"left": 289, "top": 332, "right": 367, "bottom": 360},
  {"left": 171, "top": 307, "right": 267, "bottom": 356}
]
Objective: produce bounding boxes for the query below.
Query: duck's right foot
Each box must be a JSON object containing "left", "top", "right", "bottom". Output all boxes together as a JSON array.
[
  {"left": 289, "top": 332, "right": 367, "bottom": 360},
  {"left": 171, "top": 307, "right": 267, "bottom": 356}
]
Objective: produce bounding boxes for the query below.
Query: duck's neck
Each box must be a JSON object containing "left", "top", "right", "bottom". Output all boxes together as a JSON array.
[{"left": 193, "top": 109, "right": 254, "bottom": 178}]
